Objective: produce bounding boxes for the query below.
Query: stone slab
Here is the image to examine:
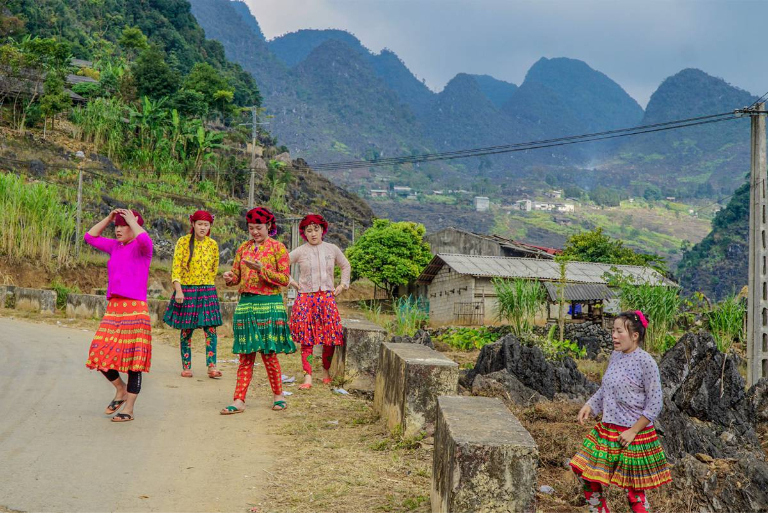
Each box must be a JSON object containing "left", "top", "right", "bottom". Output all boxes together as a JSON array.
[
  {"left": 374, "top": 342, "right": 459, "bottom": 437},
  {"left": 432, "top": 396, "right": 538, "bottom": 513},
  {"left": 14, "top": 287, "right": 56, "bottom": 314},
  {"left": 0, "top": 285, "right": 17, "bottom": 309},
  {"left": 329, "top": 318, "right": 388, "bottom": 392}
]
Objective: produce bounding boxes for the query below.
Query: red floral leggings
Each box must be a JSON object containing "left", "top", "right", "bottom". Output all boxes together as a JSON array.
[
  {"left": 300, "top": 345, "right": 335, "bottom": 375},
  {"left": 573, "top": 468, "right": 650, "bottom": 513},
  {"left": 234, "top": 353, "right": 282, "bottom": 401}
]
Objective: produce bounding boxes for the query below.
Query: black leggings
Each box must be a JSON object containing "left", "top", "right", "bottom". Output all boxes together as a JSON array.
[{"left": 101, "top": 370, "right": 142, "bottom": 394}]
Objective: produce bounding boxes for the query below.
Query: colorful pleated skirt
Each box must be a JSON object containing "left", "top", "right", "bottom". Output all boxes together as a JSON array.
[
  {"left": 232, "top": 293, "right": 295, "bottom": 355},
  {"left": 289, "top": 291, "right": 344, "bottom": 347},
  {"left": 163, "top": 284, "right": 222, "bottom": 329},
  {"left": 570, "top": 422, "right": 672, "bottom": 490},
  {"left": 86, "top": 298, "right": 152, "bottom": 373}
]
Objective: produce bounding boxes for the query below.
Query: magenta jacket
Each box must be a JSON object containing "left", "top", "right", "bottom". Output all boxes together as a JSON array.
[{"left": 85, "top": 232, "right": 153, "bottom": 301}]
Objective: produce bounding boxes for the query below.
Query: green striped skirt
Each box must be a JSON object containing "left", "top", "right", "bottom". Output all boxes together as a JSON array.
[{"left": 232, "top": 293, "right": 296, "bottom": 355}]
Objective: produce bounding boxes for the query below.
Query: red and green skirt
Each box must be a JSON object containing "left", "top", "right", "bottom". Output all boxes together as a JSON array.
[
  {"left": 233, "top": 293, "right": 295, "bottom": 355},
  {"left": 570, "top": 422, "right": 672, "bottom": 490},
  {"left": 86, "top": 298, "right": 152, "bottom": 373},
  {"left": 289, "top": 291, "right": 344, "bottom": 346},
  {"left": 163, "top": 284, "right": 222, "bottom": 329}
]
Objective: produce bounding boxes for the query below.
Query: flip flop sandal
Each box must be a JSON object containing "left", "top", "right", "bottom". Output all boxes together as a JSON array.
[
  {"left": 298, "top": 383, "right": 312, "bottom": 390},
  {"left": 220, "top": 405, "right": 244, "bottom": 415},
  {"left": 105, "top": 399, "right": 126, "bottom": 415},
  {"left": 181, "top": 370, "right": 193, "bottom": 378},
  {"left": 207, "top": 369, "right": 223, "bottom": 379},
  {"left": 111, "top": 413, "right": 134, "bottom": 422},
  {"left": 272, "top": 400, "right": 287, "bottom": 411},
  {"left": 322, "top": 378, "right": 332, "bottom": 385}
]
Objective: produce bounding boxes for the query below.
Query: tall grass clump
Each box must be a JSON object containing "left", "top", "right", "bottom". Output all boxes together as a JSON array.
[
  {"left": 391, "top": 295, "right": 429, "bottom": 336},
  {"left": 71, "top": 97, "right": 128, "bottom": 160},
  {"left": 705, "top": 294, "right": 746, "bottom": 352},
  {"left": 493, "top": 278, "right": 546, "bottom": 336},
  {"left": 0, "top": 174, "right": 76, "bottom": 266},
  {"left": 618, "top": 283, "right": 681, "bottom": 354}
]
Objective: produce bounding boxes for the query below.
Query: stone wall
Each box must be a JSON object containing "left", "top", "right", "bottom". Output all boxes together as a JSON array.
[
  {"left": 1, "top": 286, "right": 57, "bottom": 314},
  {"left": 329, "top": 318, "right": 388, "bottom": 392}
]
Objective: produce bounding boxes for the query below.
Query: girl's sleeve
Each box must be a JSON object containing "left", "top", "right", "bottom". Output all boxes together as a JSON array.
[
  {"left": 135, "top": 232, "right": 153, "bottom": 258},
  {"left": 289, "top": 246, "right": 301, "bottom": 265},
  {"left": 211, "top": 241, "right": 220, "bottom": 278},
  {"left": 586, "top": 386, "right": 605, "bottom": 416},
  {"left": 171, "top": 238, "right": 185, "bottom": 284},
  {"left": 641, "top": 356, "right": 664, "bottom": 422},
  {"left": 259, "top": 243, "right": 290, "bottom": 287},
  {"left": 335, "top": 244, "right": 351, "bottom": 288},
  {"left": 229, "top": 245, "right": 243, "bottom": 285},
  {"left": 84, "top": 233, "right": 116, "bottom": 254}
]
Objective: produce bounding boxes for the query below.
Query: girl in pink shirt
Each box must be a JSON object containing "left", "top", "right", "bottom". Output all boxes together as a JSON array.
[
  {"left": 84, "top": 209, "right": 153, "bottom": 423},
  {"left": 288, "top": 214, "right": 351, "bottom": 389}
]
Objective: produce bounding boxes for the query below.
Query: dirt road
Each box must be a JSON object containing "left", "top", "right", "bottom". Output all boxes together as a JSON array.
[{"left": 0, "top": 317, "right": 274, "bottom": 513}]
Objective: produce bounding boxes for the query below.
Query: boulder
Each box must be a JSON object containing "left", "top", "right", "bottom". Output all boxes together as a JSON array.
[
  {"left": 564, "top": 321, "right": 612, "bottom": 359},
  {"left": 471, "top": 371, "right": 545, "bottom": 407},
  {"left": 389, "top": 329, "right": 434, "bottom": 349},
  {"left": 467, "top": 335, "right": 598, "bottom": 400}
]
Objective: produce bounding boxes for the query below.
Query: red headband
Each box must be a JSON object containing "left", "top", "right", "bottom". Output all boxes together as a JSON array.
[
  {"left": 299, "top": 214, "right": 328, "bottom": 240},
  {"left": 190, "top": 210, "right": 214, "bottom": 236},
  {"left": 635, "top": 310, "right": 648, "bottom": 328},
  {"left": 113, "top": 210, "right": 144, "bottom": 227},
  {"left": 246, "top": 207, "right": 277, "bottom": 236}
]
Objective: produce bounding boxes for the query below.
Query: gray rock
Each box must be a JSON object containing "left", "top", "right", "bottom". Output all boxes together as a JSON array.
[
  {"left": 471, "top": 371, "right": 545, "bottom": 407},
  {"left": 564, "top": 321, "right": 612, "bottom": 359},
  {"left": 389, "top": 329, "right": 434, "bottom": 349},
  {"left": 467, "top": 335, "right": 598, "bottom": 400}
]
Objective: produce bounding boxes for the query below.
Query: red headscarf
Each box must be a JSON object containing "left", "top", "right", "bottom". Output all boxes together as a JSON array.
[
  {"left": 299, "top": 214, "right": 328, "bottom": 241},
  {"left": 246, "top": 207, "right": 277, "bottom": 236},
  {"left": 113, "top": 210, "right": 144, "bottom": 227},
  {"left": 189, "top": 210, "right": 215, "bottom": 236}
]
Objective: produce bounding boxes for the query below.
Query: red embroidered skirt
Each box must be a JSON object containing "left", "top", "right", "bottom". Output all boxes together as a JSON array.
[
  {"left": 86, "top": 298, "right": 152, "bottom": 373},
  {"left": 289, "top": 291, "right": 344, "bottom": 347},
  {"left": 570, "top": 422, "right": 672, "bottom": 490}
]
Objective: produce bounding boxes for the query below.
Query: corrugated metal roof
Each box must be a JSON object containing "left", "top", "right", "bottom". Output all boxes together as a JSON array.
[
  {"left": 543, "top": 283, "right": 614, "bottom": 302},
  {"left": 417, "top": 253, "right": 675, "bottom": 287}
]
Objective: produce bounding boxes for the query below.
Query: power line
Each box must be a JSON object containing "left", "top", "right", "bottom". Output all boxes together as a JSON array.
[{"left": 307, "top": 113, "right": 741, "bottom": 171}]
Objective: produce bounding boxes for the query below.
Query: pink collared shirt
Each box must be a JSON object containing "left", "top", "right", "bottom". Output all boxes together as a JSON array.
[
  {"left": 289, "top": 241, "right": 351, "bottom": 293},
  {"left": 84, "top": 232, "right": 153, "bottom": 301}
]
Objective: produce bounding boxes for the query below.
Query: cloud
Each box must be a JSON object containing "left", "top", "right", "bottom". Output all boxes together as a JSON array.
[{"left": 245, "top": 0, "right": 766, "bottom": 107}]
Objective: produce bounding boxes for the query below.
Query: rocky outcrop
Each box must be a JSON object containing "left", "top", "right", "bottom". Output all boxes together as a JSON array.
[
  {"left": 389, "top": 329, "right": 434, "bottom": 349},
  {"left": 465, "top": 335, "right": 598, "bottom": 403},
  {"left": 656, "top": 332, "right": 768, "bottom": 512}
]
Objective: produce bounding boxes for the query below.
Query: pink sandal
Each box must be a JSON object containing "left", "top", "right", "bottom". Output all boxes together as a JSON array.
[
  {"left": 208, "top": 368, "right": 222, "bottom": 379},
  {"left": 298, "top": 383, "right": 312, "bottom": 390},
  {"left": 181, "top": 370, "right": 193, "bottom": 378}
]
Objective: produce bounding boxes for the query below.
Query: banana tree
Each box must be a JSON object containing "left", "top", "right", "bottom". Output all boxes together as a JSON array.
[{"left": 191, "top": 125, "right": 224, "bottom": 182}]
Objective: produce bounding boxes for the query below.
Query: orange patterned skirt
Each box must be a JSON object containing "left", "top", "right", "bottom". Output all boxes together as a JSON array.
[{"left": 86, "top": 298, "right": 152, "bottom": 373}]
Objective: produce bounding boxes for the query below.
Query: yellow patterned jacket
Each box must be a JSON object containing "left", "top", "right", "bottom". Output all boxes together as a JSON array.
[{"left": 171, "top": 234, "right": 219, "bottom": 285}]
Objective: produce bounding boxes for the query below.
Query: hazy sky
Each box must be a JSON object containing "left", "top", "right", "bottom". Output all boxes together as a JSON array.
[{"left": 245, "top": 0, "right": 766, "bottom": 107}]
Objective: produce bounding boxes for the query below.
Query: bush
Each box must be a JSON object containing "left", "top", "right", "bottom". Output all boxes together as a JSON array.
[
  {"left": 50, "top": 277, "right": 80, "bottom": 310},
  {"left": 705, "top": 294, "right": 746, "bottom": 352},
  {"left": 493, "top": 278, "right": 545, "bottom": 336},
  {"left": 437, "top": 327, "right": 498, "bottom": 351},
  {"left": 618, "top": 283, "right": 681, "bottom": 354},
  {"left": 391, "top": 295, "right": 428, "bottom": 337}
]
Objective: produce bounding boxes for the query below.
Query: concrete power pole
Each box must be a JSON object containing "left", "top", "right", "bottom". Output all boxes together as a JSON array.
[
  {"left": 747, "top": 102, "right": 768, "bottom": 386},
  {"left": 248, "top": 106, "right": 258, "bottom": 209}
]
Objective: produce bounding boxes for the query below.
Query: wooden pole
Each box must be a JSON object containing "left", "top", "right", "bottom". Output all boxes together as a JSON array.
[{"left": 76, "top": 165, "right": 83, "bottom": 259}]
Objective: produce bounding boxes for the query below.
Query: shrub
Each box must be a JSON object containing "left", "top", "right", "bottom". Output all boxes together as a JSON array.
[
  {"left": 493, "top": 278, "right": 546, "bottom": 336},
  {"left": 618, "top": 283, "right": 681, "bottom": 353},
  {"left": 705, "top": 294, "right": 746, "bottom": 353},
  {"left": 391, "top": 295, "right": 429, "bottom": 337},
  {"left": 437, "top": 327, "right": 498, "bottom": 351}
]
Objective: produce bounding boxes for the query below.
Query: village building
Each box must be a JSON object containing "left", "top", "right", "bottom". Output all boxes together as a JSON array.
[
  {"left": 392, "top": 185, "right": 412, "bottom": 196},
  {"left": 545, "top": 190, "right": 563, "bottom": 199},
  {"left": 370, "top": 189, "right": 388, "bottom": 197},
  {"left": 424, "top": 228, "right": 560, "bottom": 260},
  {"left": 474, "top": 196, "right": 490, "bottom": 212},
  {"left": 514, "top": 199, "right": 532, "bottom": 211},
  {"left": 416, "top": 254, "right": 674, "bottom": 326}
]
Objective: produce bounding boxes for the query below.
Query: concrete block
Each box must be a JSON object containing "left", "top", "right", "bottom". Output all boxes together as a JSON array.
[
  {"left": 15, "top": 287, "right": 57, "bottom": 314},
  {"left": 0, "top": 285, "right": 17, "bottom": 309},
  {"left": 329, "top": 318, "right": 388, "bottom": 392},
  {"left": 66, "top": 293, "right": 108, "bottom": 319},
  {"left": 431, "top": 396, "right": 538, "bottom": 513},
  {"left": 374, "top": 343, "right": 459, "bottom": 437}
]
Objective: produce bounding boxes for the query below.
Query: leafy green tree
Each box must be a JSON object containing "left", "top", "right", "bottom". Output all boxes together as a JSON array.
[
  {"left": 345, "top": 220, "right": 433, "bottom": 297},
  {"left": 117, "top": 26, "right": 148, "bottom": 58},
  {"left": 643, "top": 185, "right": 662, "bottom": 201},
  {"left": 171, "top": 88, "right": 208, "bottom": 118},
  {"left": 39, "top": 73, "right": 71, "bottom": 136},
  {"left": 183, "top": 62, "right": 234, "bottom": 116},
  {"left": 131, "top": 46, "right": 178, "bottom": 100},
  {"left": 561, "top": 227, "right": 666, "bottom": 272}
]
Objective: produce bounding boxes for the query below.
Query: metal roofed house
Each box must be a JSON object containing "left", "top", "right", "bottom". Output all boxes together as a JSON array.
[
  {"left": 424, "top": 227, "right": 560, "bottom": 260},
  {"left": 416, "top": 254, "right": 675, "bottom": 326}
]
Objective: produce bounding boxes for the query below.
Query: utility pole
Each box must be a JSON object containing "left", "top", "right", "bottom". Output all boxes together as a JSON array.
[
  {"left": 75, "top": 157, "right": 84, "bottom": 259},
  {"left": 287, "top": 216, "right": 302, "bottom": 306},
  {"left": 249, "top": 106, "right": 257, "bottom": 209},
  {"left": 747, "top": 102, "right": 768, "bottom": 386}
]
